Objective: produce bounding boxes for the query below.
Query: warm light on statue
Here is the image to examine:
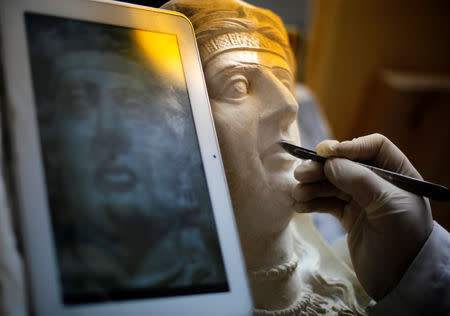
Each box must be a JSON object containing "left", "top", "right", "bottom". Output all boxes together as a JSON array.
[{"left": 162, "top": 0, "right": 370, "bottom": 314}]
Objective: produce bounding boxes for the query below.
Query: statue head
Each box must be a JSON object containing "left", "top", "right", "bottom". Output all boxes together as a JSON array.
[{"left": 162, "top": 0, "right": 301, "bottom": 240}]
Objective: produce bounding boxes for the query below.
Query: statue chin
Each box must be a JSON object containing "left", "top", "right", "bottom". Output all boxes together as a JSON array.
[{"left": 228, "top": 165, "right": 298, "bottom": 237}]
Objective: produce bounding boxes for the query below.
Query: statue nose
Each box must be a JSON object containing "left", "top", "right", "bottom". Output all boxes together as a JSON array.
[
  {"left": 97, "top": 97, "right": 119, "bottom": 132},
  {"left": 93, "top": 130, "right": 130, "bottom": 154},
  {"left": 260, "top": 76, "right": 298, "bottom": 131},
  {"left": 93, "top": 99, "right": 131, "bottom": 155}
]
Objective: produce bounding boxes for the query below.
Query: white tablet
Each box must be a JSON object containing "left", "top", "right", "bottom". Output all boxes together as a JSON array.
[{"left": 0, "top": 0, "right": 252, "bottom": 315}]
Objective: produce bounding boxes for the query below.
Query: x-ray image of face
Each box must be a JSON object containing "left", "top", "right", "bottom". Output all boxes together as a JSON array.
[{"left": 25, "top": 13, "right": 227, "bottom": 304}]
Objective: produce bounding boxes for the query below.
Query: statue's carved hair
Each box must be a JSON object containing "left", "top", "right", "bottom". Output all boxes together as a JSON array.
[{"left": 161, "top": 0, "right": 296, "bottom": 73}]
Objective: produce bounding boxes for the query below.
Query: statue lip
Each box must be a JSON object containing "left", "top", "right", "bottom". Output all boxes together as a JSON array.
[
  {"left": 260, "top": 139, "right": 296, "bottom": 166},
  {"left": 95, "top": 163, "right": 138, "bottom": 193}
]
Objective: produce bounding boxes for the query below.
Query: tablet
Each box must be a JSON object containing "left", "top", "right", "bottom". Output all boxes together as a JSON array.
[{"left": 0, "top": 0, "right": 252, "bottom": 315}]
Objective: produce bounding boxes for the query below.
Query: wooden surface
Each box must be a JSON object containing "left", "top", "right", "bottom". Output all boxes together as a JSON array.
[{"left": 304, "top": 0, "right": 450, "bottom": 141}]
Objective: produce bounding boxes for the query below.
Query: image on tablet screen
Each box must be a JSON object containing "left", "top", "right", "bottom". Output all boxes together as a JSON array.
[{"left": 25, "top": 12, "right": 228, "bottom": 304}]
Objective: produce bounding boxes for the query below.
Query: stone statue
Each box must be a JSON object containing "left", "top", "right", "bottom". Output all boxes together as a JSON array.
[{"left": 162, "top": 0, "right": 371, "bottom": 314}]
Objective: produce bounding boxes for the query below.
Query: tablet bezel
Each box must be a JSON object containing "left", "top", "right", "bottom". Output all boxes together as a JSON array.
[{"left": 0, "top": 0, "right": 252, "bottom": 315}]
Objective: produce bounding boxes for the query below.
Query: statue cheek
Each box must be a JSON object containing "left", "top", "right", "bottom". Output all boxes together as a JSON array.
[{"left": 211, "top": 100, "right": 256, "bottom": 139}]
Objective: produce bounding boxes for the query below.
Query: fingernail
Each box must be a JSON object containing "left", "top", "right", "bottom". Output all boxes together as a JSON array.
[
  {"left": 317, "top": 140, "right": 339, "bottom": 157},
  {"left": 298, "top": 159, "right": 313, "bottom": 169},
  {"left": 291, "top": 183, "right": 304, "bottom": 202},
  {"left": 294, "top": 160, "right": 313, "bottom": 180},
  {"left": 292, "top": 201, "right": 311, "bottom": 213},
  {"left": 330, "top": 141, "right": 339, "bottom": 151}
]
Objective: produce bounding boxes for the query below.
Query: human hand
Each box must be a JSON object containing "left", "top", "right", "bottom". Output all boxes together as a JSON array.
[{"left": 292, "top": 133, "right": 433, "bottom": 300}]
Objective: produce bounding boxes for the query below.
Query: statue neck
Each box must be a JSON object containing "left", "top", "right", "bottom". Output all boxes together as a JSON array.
[
  {"left": 239, "top": 222, "right": 302, "bottom": 310},
  {"left": 240, "top": 222, "right": 294, "bottom": 271},
  {"left": 236, "top": 209, "right": 367, "bottom": 315}
]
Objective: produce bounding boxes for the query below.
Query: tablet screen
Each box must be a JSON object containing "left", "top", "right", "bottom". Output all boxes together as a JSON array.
[{"left": 25, "top": 12, "right": 228, "bottom": 305}]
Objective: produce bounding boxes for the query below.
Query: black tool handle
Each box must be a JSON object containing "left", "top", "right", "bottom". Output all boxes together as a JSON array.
[{"left": 358, "top": 162, "right": 450, "bottom": 202}]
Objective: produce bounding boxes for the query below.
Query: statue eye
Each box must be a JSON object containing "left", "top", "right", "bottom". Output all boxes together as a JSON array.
[{"left": 223, "top": 75, "right": 249, "bottom": 100}]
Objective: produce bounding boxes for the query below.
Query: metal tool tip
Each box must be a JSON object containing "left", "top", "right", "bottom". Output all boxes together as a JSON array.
[{"left": 278, "top": 141, "right": 293, "bottom": 150}]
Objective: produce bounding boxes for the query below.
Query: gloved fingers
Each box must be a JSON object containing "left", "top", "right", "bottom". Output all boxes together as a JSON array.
[
  {"left": 324, "top": 157, "right": 395, "bottom": 209},
  {"left": 293, "top": 160, "right": 325, "bottom": 183},
  {"left": 340, "top": 134, "right": 421, "bottom": 178},
  {"left": 317, "top": 134, "right": 421, "bottom": 179},
  {"left": 292, "top": 197, "right": 345, "bottom": 220},
  {"left": 342, "top": 199, "right": 365, "bottom": 234},
  {"left": 292, "top": 181, "right": 351, "bottom": 202}
]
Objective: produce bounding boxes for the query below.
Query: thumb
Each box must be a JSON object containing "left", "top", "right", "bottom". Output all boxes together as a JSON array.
[{"left": 324, "top": 158, "right": 393, "bottom": 209}]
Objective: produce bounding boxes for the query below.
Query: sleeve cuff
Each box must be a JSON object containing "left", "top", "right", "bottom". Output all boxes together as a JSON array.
[{"left": 368, "top": 221, "right": 450, "bottom": 316}]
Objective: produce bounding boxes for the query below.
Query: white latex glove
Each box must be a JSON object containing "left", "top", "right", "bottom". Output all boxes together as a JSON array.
[{"left": 292, "top": 133, "right": 433, "bottom": 301}]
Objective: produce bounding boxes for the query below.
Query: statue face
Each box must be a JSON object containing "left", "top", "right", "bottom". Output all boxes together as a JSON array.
[{"left": 204, "top": 50, "right": 300, "bottom": 235}]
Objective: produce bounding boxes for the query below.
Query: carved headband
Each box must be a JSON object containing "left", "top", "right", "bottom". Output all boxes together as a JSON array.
[{"left": 198, "top": 31, "right": 288, "bottom": 66}]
